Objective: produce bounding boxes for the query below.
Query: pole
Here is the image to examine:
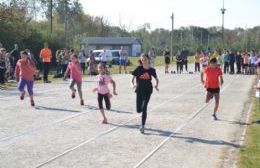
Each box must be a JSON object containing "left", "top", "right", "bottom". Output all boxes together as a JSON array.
[
  {"left": 64, "top": 0, "right": 68, "bottom": 47},
  {"left": 171, "top": 13, "right": 174, "bottom": 58},
  {"left": 50, "top": 0, "right": 53, "bottom": 34},
  {"left": 221, "top": 0, "right": 226, "bottom": 48}
]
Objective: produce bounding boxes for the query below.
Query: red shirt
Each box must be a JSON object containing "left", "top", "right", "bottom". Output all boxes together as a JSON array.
[
  {"left": 15, "top": 59, "right": 36, "bottom": 81},
  {"left": 203, "top": 67, "right": 222, "bottom": 88},
  {"left": 40, "top": 48, "right": 52, "bottom": 63}
]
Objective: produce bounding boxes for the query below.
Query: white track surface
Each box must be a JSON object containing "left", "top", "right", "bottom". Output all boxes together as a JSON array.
[{"left": 0, "top": 68, "right": 255, "bottom": 168}]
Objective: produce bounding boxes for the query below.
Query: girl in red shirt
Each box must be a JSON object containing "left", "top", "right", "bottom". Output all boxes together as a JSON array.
[
  {"left": 15, "top": 51, "right": 36, "bottom": 106},
  {"left": 201, "top": 58, "right": 224, "bottom": 120}
]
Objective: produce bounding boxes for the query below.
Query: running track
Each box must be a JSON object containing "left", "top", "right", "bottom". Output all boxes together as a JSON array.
[{"left": 0, "top": 69, "right": 255, "bottom": 168}]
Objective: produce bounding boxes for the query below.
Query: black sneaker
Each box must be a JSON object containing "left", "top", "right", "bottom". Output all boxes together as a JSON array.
[{"left": 140, "top": 126, "right": 145, "bottom": 134}]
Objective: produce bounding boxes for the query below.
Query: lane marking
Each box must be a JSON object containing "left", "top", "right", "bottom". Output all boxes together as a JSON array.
[{"left": 133, "top": 75, "right": 239, "bottom": 168}]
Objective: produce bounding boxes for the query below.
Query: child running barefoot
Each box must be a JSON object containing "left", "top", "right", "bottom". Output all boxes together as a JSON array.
[
  {"left": 131, "top": 54, "right": 159, "bottom": 134},
  {"left": 64, "top": 54, "right": 84, "bottom": 105},
  {"left": 201, "top": 58, "right": 224, "bottom": 120},
  {"left": 15, "top": 51, "right": 36, "bottom": 106},
  {"left": 93, "top": 63, "right": 117, "bottom": 124}
]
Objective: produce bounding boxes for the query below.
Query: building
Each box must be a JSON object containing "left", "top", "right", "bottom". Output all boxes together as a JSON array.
[{"left": 81, "top": 37, "right": 142, "bottom": 56}]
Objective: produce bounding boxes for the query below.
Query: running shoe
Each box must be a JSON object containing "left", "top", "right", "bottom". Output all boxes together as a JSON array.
[
  {"left": 212, "top": 114, "right": 218, "bottom": 121},
  {"left": 80, "top": 99, "right": 84, "bottom": 106},
  {"left": 30, "top": 100, "right": 35, "bottom": 107},
  {"left": 102, "top": 119, "right": 108, "bottom": 124},
  {"left": 71, "top": 90, "right": 76, "bottom": 99},
  {"left": 20, "top": 91, "right": 25, "bottom": 100},
  {"left": 140, "top": 125, "right": 145, "bottom": 134}
]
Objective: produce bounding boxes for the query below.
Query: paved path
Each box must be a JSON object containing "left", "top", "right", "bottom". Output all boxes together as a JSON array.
[{"left": 0, "top": 69, "right": 255, "bottom": 168}]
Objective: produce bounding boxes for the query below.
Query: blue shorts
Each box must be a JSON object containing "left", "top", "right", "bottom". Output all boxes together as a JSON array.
[{"left": 119, "top": 59, "right": 126, "bottom": 65}]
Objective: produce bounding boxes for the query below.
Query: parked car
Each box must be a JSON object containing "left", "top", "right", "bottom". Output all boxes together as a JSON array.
[
  {"left": 87, "top": 50, "right": 113, "bottom": 67},
  {"left": 111, "top": 50, "right": 120, "bottom": 65}
]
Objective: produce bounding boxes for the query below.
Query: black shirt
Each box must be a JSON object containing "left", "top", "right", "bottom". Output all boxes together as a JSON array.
[{"left": 132, "top": 66, "right": 157, "bottom": 94}]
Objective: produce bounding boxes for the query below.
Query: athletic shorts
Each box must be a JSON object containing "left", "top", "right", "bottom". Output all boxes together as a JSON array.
[
  {"left": 119, "top": 59, "right": 126, "bottom": 65},
  {"left": 207, "top": 88, "right": 220, "bottom": 94},
  {"left": 165, "top": 57, "right": 170, "bottom": 64},
  {"left": 243, "top": 63, "right": 248, "bottom": 67}
]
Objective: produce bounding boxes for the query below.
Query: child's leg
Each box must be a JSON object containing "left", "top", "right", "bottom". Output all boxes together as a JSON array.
[
  {"left": 98, "top": 93, "right": 107, "bottom": 122},
  {"left": 136, "top": 92, "right": 144, "bottom": 113},
  {"left": 213, "top": 93, "right": 220, "bottom": 115},
  {"left": 18, "top": 79, "right": 26, "bottom": 93},
  {"left": 205, "top": 91, "right": 213, "bottom": 103},
  {"left": 141, "top": 93, "right": 151, "bottom": 126},
  {"left": 27, "top": 81, "right": 34, "bottom": 99},
  {"left": 76, "top": 82, "right": 83, "bottom": 100},
  {"left": 104, "top": 94, "right": 111, "bottom": 110},
  {"left": 69, "top": 80, "right": 76, "bottom": 91}
]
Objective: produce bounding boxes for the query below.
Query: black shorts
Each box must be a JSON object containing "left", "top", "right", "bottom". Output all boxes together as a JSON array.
[
  {"left": 207, "top": 88, "right": 220, "bottom": 94},
  {"left": 243, "top": 63, "right": 248, "bottom": 67},
  {"left": 165, "top": 57, "right": 170, "bottom": 64}
]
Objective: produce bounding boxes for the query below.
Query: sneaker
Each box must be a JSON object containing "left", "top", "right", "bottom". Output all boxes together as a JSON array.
[
  {"left": 44, "top": 80, "right": 51, "bottom": 83},
  {"left": 30, "top": 100, "right": 35, "bottom": 107},
  {"left": 20, "top": 91, "right": 25, "bottom": 100},
  {"left": 140, "top": 125, "right": 145, "bottom": 134},
  {"left": 212, "top": 114, "right": 218, "bottom": 121},
  {"left": 80, "top": 99, "right": 84, "bottom": 106},
  {"left": 102, "top": 119, "right": 108, "bottom": 124},
  {"left": 71, "top": 90, "right": 76, "bottom": 99}
]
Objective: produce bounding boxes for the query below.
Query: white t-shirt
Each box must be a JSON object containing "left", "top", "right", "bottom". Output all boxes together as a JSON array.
[{"left": 100, "top": 51, "right": 107, "bottom": 62}]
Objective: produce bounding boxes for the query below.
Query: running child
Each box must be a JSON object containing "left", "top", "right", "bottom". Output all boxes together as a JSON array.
[
  {"left": 64, "top": 54, "right": 84, "bottom": 105},
  {"left": 131, "top": 54, "right": 159, "bottom": 134},
  {"left": 201, "top": 58, "right": 224, "bottom": 120},
  {"left": 93, "top": 63, "right": 117, "bottom": 124},
  {"left": 15, "top": 51, "right": 36, "bottom": 106}
]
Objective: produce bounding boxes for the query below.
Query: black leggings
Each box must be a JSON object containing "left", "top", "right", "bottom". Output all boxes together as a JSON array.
[
  {"left": 43, "top": 62, "right": 50, "bottom": 81},
  {"left": 136, "top": 92, "right": 151, "bottom": 126},
  {"left": 177, "top": 62, "right": 183, "bottom": 73},
  {"left": 0, "top": 68, "right": 5, "bottom": 84},
  {"left": 98, "top": 93, "right": 111, "bottom": 110}
]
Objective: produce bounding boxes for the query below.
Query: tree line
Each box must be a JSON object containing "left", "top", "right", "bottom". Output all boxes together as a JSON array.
[{"left": 0, "top": 0, "right": 259, "bottom": 55}]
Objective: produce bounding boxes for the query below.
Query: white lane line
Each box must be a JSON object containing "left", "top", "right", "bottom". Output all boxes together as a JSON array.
[
  {"left": 133, "top": 75, "right": 239, "bottom": 168},
  {"left": 34, "top": 83, "right": 200, "bottom": 168},
  {"left": 0, "top": 110, "right": 92, "bottom": 143},
  {"left": 0, "top": 74, "right": 192, "bottom": 144}
]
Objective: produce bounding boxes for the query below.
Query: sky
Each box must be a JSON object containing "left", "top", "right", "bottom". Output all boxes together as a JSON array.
[{"left": 79, "top": 0, "right": 260, "bottom": 30}]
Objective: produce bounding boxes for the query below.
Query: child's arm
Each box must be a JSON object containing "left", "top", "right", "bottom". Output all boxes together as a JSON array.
[
  {"left": 110, "top": 79, "right": 117, "bottom": 95},
  {"left": 220, "top": 75, "right": 224, "bottom": 86},
  {"left": 131, "top": 76, "right": 136, "bottom": 89},
  {"left": 154, "top": 76, "right": 159, "bottom": 91},
  {"left": 15, "top": 63, "right": 20, "bottom": 82},
  {"left": 200, "top": 72, "right": 204, "bottom": 84},
  {"left": 63, "top": 66, "right": 69, "bottom": 79}
]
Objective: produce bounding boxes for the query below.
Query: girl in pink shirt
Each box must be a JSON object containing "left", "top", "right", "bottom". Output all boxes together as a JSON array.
[
  {"left": 93, "top": 63, "right": 117, "bottom": 124},
  {"left": 64, "top": 54, "right": 84, "bottom": 105},
  {"left": 15, "top": 51, "right": 36, "bottom": 106}
]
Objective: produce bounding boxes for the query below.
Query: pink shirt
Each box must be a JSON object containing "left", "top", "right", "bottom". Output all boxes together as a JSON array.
[
  {"left": 68, "top": 62, "right": 82, "bottom": 82},
  {"left": 97, "top": 74, "right": 112, "bottom": 94},
  {"left": 15, "top": 59, "right": 36, "bottom": 81}
]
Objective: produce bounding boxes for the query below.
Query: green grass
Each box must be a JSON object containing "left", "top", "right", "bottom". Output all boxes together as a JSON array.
[{"left": 240, "top": 97, "right": 260, "bottom": 168}]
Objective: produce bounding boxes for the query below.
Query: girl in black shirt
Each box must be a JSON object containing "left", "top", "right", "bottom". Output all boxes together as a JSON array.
[{"left": 131, "top": 54, "right": 159, "bottom": 134}]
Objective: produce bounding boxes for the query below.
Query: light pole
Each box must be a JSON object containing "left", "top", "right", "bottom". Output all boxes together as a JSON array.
[
  {"left": 221, "top": 0, "right": 226, "bottom": 48},
  {"left": 171, "top": 13, "right": 174, "bottom": 58}
]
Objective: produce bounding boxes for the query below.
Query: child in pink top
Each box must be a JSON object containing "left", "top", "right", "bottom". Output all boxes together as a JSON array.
[
  {"left": 64, "top": 54, "right": 84, "bottom": 105},
  {"left": 15, "top": 51, "right": 36, "bottom": 106},
  {"left": 93, "top": 63, "right": 117, "bottom": 124}
]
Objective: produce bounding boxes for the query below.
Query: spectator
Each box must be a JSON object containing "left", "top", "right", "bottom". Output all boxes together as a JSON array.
[
  {"left": 79, "top": 49, "right": 87, "bottom": 74},
  {"left": 0, "top": 48, "right": 10, "bottom": 84},
  {"left": 235, "top": 51, "right": 243, "bottom": 74},
  {"left": 61, "top": 49, "right": 70, "bottom": 76},
  {"left": 194, "top": 51, "right": 200, "bottom": 72},
  {"left": 229, "top": 50, "right": 235, "bottom": 74},
  {"left": 148, "top": 48, "right": 156, "bottom": 68},
  {"left": 163, "top": 47, "right": 171, "bottom": 73},
  {"left": 40, "top": 42, "right": 52, "bottom": 83},
  {"left": 223, "top": 49, "right": 229, "bottom": 74},
  {"left": 119, "top": 46, "right": 128, "bottom": 74}
]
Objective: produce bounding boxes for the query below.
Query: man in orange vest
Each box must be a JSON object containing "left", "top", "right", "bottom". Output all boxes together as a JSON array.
[{"left": 40, "top": 42, "right": 52, "bottom": 83}]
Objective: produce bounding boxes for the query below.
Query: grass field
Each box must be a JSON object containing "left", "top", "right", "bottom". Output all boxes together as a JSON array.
[{"left": 240, "top": 97, "right": 260, "bottom": 168}]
